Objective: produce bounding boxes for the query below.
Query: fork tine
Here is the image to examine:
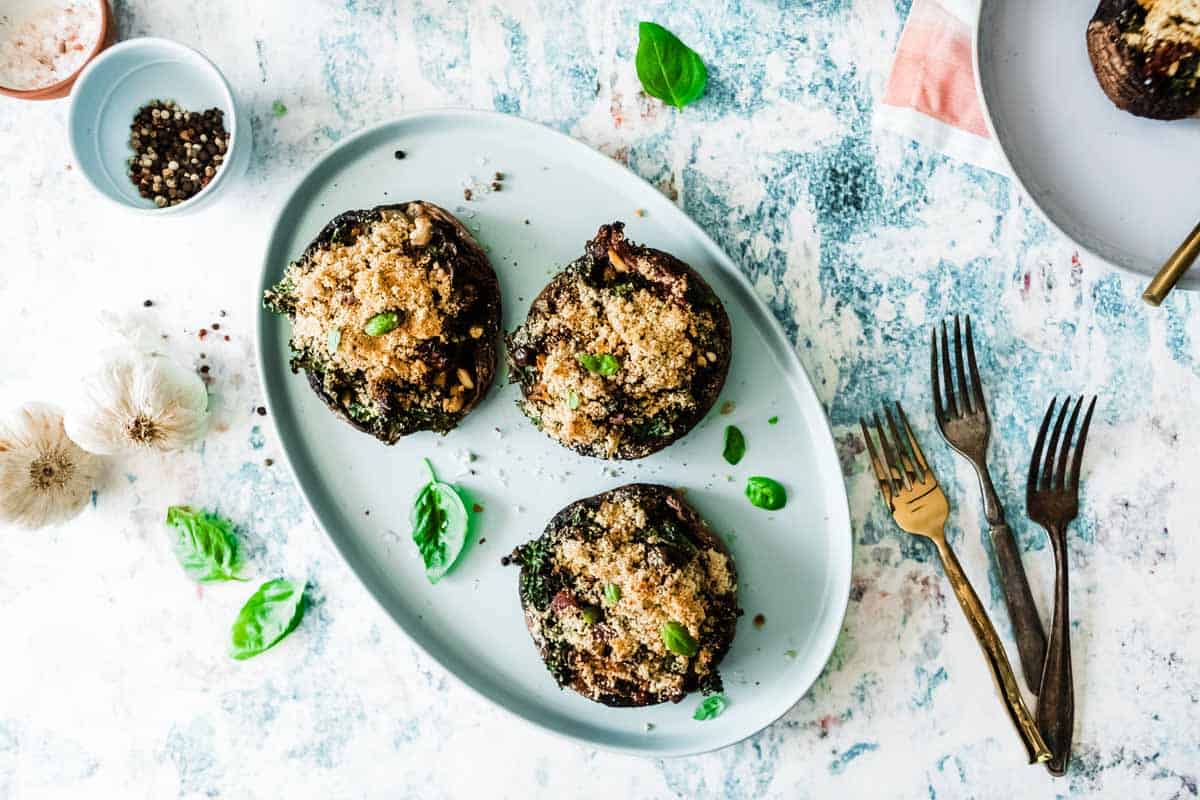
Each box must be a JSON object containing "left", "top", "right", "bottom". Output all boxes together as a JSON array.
[
  {"left": 1069, "top": 396, "right": 1097, "bottom": 491},
  {"left": 1028, "top": 397, "right": 1056, "bottom": 495},
  {"left": 953, "top": 316, "right": 972, "bottom": 416},
  {"left": 940, "top": 321, "right": 958, "bottom": 418},
  {"left": 884, "top": 405, "right": 918, "bottom": 486},
  {"left": 860, "top": 418, "right": 895, "bottom": 507},
  {"left": 964, "top": 316, "right": 986, "bottom": 414},
  {"left": 931, "top": 328, "right": 946, "bottom": 423},
  {"left": 1054, "top": 397, "right": 1083, "bottom": 490},
  {"left": 1041, "top": 398, "right": 1071, "bottom": 492},
  {"left": 874, "top": 412, "right": 909, "bottom": 491},
  {"left": 896, "top": 402, "right": 928, "bottom": 479}
]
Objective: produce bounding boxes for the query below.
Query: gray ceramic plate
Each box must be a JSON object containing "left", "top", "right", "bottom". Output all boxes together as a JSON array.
[
  {"left": 975, "top": 0, "right": 1200, "bottom": 290},
  {"left": 255, "top": 110, "right": 852, "bottom": 756}
]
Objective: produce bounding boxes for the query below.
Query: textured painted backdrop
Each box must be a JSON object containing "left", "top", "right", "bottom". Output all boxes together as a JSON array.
[{"left": 2, "top": 1, "right": 1198, "bottom": 798}]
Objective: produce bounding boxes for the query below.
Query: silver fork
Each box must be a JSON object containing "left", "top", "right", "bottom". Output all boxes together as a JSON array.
[
  {"left": 931, "top": 316, "right": 1047, "bottom": 693},
  {"left": 1028, "top": 396, "right": 1097, "bottom": 776}
]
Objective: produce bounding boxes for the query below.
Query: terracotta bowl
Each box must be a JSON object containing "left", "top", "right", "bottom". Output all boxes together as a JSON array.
[{"left": 0, "top": 0, "right": 112, "bottom": 101}]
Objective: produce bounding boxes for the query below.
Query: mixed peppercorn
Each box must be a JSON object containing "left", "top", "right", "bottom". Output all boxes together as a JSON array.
[{"left": 127, "top": 100, "right": 229, "bottom": 208}]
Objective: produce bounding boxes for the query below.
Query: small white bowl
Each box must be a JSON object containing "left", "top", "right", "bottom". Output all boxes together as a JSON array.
[{"left": 67, "top": 37, "right": 250, "bottom": 215}]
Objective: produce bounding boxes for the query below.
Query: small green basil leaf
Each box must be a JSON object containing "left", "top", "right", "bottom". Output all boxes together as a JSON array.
[
  {"left": 661, "top": 620, "right": 699, "bottom": 657},
  {"left": 364, "top": 311, "right": 400, "bottom": 336},
  {"left": 576, "top": 352, "right": 620, "bottom": 376},
  {"left": 230, "top": 578, "right": 306, "bottom": 660},
  {"left": 603, "top": 583, "right": 622, "bottom": 604},
  {"left": 327, "top": 327, "right": 341, "bottom": 354},
  {"left": 636, "top": 21, "right": 708, "bottom": 109},
  {"left": 271, "top": 100, "right": 287, "bottom": 117},
  {"left": 165, "top": 505, "right": 245, "bottom": 583},
  {"left": 580, "top": 605, "right": 602, "bottom": 624},
  {"left": 768, "top": 416, "right": 779, "bottom": 425},
  {"left": 693, "top": 694, "right": 728, "bottom": 721},
  {"left": 566, "top": 389, "right": 580, "bottom": 410},
  {"left": 411, "top": 459, "right": 470, "bottom": 584},
  {"left": 723, "top": 425, "right": 746, "bottom": 465},
  {"left": 745, "top": 476, "right": 787, "bottom": 510}
]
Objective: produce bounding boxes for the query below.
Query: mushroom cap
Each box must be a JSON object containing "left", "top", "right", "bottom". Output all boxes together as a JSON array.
[{"left": 1087, "top": 0, "right": 1200, "bottom": 120}]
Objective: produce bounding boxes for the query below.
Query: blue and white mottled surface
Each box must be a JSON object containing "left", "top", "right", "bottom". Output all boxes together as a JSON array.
[{"left": 2, "top": 1, "right": 1198, "bottom": 797}]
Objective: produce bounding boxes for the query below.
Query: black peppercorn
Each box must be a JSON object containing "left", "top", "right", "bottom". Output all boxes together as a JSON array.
[{"left": 127, "top": 100, "right": 229, "bottom": 208}]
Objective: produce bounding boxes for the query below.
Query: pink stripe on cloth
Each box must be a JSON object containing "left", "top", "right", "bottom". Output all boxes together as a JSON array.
[{"left": 883, "top": 0, "right": 989, "bottom": 139}]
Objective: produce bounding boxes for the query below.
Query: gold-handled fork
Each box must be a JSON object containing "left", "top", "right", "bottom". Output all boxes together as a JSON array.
[{"left": 860, "top": 403, "right": 1051, "bottom": 764}]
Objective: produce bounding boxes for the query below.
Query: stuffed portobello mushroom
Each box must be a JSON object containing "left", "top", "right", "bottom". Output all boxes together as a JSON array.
[
  {"left": 506, "top": 223, "right": 731, "bottom": 460},
  {"left": 263, "top": 202, "right": 500, "bottom": 443},
  {"left": 1087, "top": 0, "right": 1200, "bottom": 120},
  {"left": 503, "top": 483, "right": 739, "bottom": 707}
]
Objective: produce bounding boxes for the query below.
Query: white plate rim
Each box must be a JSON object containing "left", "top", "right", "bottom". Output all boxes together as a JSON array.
[
  {"left": 253, "top": 108, "right": 853, "bottom": 757},
  {"left": 972, "top": 0, "right": 1198, "bottom": 291}
]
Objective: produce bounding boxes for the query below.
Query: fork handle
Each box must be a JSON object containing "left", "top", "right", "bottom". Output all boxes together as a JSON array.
[
  {"left": 1036, "top": 529, "right": 1074, "bottom": 776},
  {"left": 934, "top": 538, "right": 1052, "bottom": 765},
  {"left": 989, "top": 522, "right": 1048, "bottom": 694}
]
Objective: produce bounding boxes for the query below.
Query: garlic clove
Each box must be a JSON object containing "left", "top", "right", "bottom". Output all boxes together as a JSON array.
[
  {"left": 65, "top": 356, "right": 138, "bottom": 455},
  {"left": 0, "top": 403, "right": 101, "bottom": 529},
  {"left": 66, "top": 352, "right": 210, "bottom": 455},
  {"left": 132, "top": 355, "right": 209, "bottom": 450}
]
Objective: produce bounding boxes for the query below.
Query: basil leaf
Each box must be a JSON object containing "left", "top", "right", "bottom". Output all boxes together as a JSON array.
[
  {"left": 576, "top": 352, "right": 620, "bottom": 376},
  {"left": 723, "top": 425, "right": 746, "bottom": 465},
  {"left": 581, "top": 605, "right": 601, "bottom": 624},
  {"left": 364, "top": 311, "right": 400, "bottom": 336},
  {"left": 603, "top": 583, "right": 621, "bottom": 604},
  {"left": 411, "top": 459, "right": 470, "bottom": 584},
  {"left": 165, "top": 505, "right": 245, "bottom": 583},
  {"left": 768, "top": 416, "right": 779, "bottom": 425},
  {"left": 230, "top": 578, "right": 306, "bottom": 660},
  {"left": 746, "top": 476, "right": 787, "bottom": 510},
  {"left": 647, "top": 522, "right": 698, "bottom": 559},
  {"left": 693, "top": 694, "right": 728, "bottom": 721},
  {"left": 636, "top": 22, "right": 708, "bottom": 109},
  {"left": 327, "top": 327, "right": 341, "bottom": 354},
  {"left": 661, "top": 620, "right": 699, "bottom": 657}
]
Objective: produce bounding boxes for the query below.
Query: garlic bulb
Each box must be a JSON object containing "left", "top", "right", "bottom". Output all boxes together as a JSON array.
[
  {"left": 65, "top": 351, "right": 209, "bottom": 455},
  {"left": 0, "top": 403, "right": 101, "bottom": 528}
]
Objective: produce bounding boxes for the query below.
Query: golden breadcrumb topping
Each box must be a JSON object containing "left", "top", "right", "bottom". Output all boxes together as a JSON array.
[
  {"left": 1130, "top": 1, "right": 1200, "bottom": 49},
  {"left": 521, "top": 278, "right": 718, "bottom": 457},
  {"left": 536, "top": 495, "right": 735, "bottom": 699},
  {"left": 284, "top": 207, "right": 474, "bottom": 413}
]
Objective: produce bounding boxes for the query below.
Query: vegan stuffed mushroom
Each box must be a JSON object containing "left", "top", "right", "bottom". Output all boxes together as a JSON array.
[
  {"left": 506, "top": 223, "right": 732, "bottom": 460},
  {"left": 1087, "top": 0, "right": 1200, "bottom": 119},
  {"left": 504, "top": 483, "right": 739, "bottom": 707},
  {"left": 263, "top": 202, "right": 500, "bottom": 443}
]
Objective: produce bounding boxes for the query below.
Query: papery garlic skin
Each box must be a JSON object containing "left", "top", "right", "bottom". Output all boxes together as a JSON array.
[
  {"left": 0, "top": 403, "right": 101, "bottom": 529},
  {"left": 65, "top": 352, "right": 209, "bottom": 455}
]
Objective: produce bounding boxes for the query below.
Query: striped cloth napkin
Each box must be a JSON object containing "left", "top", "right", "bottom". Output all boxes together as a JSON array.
[{"left": 875, "top": 0, "right": 1007, "bottom": 174}]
